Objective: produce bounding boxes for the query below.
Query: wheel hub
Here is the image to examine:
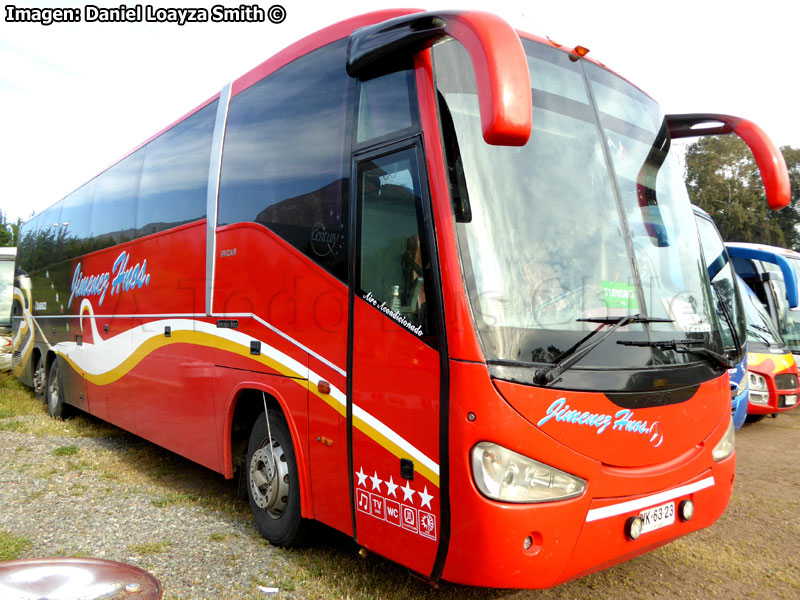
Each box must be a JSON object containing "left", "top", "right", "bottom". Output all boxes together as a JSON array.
[
  {"left": 249, "top": 441, "right": 289, "bottom": 518},
  {"left": 47, "top": 365, "right": 59, "bottom": 412},
  {"left": 33, "top": 361, "right": 46, "bottom": 397}
]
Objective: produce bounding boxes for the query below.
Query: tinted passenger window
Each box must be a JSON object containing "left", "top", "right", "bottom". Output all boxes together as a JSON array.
[
  {"left": 17, "top": 209, "right": 60, "bottom": 272},
  {"left": 137, "top": 101, "right": 216, "bottom": 237},
  {"left": 59, "top": 181, "right": 94, "bottom": 260},
  {"left": 16, "top": 214, "right": 40, "bottom": 272},
  {"left": 35, "top": 203, "right": 63, "bottom": 271},
  {"left": 218, "top": 40, "right": 351, "bottom": 282},
  {"left": 91, "top": 150, "right": 143, "bottom": 244}
]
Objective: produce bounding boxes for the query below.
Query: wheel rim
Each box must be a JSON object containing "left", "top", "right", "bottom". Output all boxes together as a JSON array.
[
  {"left": 47, "top": 363, "right": 59, "bottom": 413},
  {"left": 33, "top": 360, "right": 46, "bottom": 397},
  {"left": 249, "top": 439, "right": 289, "bottom": 519}
]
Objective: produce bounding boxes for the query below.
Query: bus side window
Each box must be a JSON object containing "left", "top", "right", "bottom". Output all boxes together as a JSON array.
[
  {"left": 90, "top": 150, "right": 143, "bottom": 245},
  {"left": 218, "top": 40, "right": 351, "bottom": 283},
  {"left": 136, "top": 101, "right": 217, "bottom": 238}
]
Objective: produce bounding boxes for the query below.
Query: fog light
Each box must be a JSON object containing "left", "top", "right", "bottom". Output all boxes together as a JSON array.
[
  {"left": 679, "top": 499, "right": 694, "bottom": 522},
  {"left": 625, "top": 516, "right": 643, "bottom": 540},
  {"left": 523, "top": 536, "right": 533, "bottom": 551}
]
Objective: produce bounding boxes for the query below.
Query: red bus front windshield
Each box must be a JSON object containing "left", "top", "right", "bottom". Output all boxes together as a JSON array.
[{"left": 434, "top": 38, "right": 723, "bottom": 389}]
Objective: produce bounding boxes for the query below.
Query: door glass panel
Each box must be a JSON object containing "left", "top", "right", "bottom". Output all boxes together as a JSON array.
[{"left": 357, "top": 148, "right": 435, "bottom": 341}]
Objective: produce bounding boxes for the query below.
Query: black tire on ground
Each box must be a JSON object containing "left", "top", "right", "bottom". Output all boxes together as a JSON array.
[
  {"left": 246, "top": 410, "right": 307, "bottom": 547},
  {"left": 45, "top": 357, "right": 69, "bottom": 420},
  {"left": 745, "top": 414, "right": 767, "bottom": 424},
  {"left": 33, "top": 354, "right": 47, "bottom": 402}
]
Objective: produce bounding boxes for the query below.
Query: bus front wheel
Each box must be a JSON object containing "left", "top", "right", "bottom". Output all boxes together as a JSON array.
[{"left": 246, "top": 410, "right": 307, "bottom": 547}]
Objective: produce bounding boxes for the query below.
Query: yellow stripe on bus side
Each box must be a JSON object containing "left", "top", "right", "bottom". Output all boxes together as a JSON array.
[
  {"left": 58, "top": 329, "right": 306, "bottom": 386},
  {"left": 56, "top": 328, "right": 441, "bottom": 489},
  {"left": 353, "top": 413, "right": 440, "bottom": 487}
]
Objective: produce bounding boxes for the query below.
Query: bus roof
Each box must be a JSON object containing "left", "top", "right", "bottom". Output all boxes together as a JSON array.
[{"left": 22, "top": 10, "right": 655, "bottom": 226}]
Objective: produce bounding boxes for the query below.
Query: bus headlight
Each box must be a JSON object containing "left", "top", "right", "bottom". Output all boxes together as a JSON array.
[
  {"left": 471, "top": 442, "right": 586, "bottom": 503},
  {"left": 712, "top": 417, "right": 735, "bottom": 462},
  {"left": 732, "top": 376, "right": 747, "bottom": 398},
  {"left": 748, "top": 372, "right": 769, "bottom": 405}
]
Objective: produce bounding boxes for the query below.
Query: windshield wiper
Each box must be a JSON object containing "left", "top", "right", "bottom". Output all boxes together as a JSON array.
[
  {"left": 747, "top": 323, "right": 774, "bottom": 344},
  {"left": 533, "top": 314, "right": 673, "bottom": 386},
  {"left": 617, "top": 338, "right": 734, "bottom": 368},
  {"left": 711, "top": 280, "right": 743, "bottom": 357}
]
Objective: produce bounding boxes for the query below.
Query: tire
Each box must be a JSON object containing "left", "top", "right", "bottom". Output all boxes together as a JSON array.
[
  {"left": 745, "top": 414, "right": 766, "bottom": 424},
  {"left": 33, "top": 354, "right": 47, "bottom": 402},
  {"left": 246, "top": 410, "right": 307, "bottom": 547},
  {"left": 45, "top": 357, "right": 69, "bottom": 420}
]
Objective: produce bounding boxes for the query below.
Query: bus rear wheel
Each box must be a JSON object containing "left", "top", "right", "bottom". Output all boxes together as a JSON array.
[
  {"left": 246, "top": 410, "right": 307, "bottom": 547},
  {"left": 33, "top": 355, "right": 46, "bottom": 402},
  {"left": 46, "top": 357, "right": 69, "bottom": 420}
]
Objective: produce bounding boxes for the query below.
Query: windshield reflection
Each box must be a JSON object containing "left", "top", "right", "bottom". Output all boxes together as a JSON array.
[{"left": 434, "top": 37, "right": 721, "bottom": 375}]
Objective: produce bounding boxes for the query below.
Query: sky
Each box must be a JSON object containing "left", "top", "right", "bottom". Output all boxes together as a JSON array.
[{"left": 1, "top": 0, "right": 798, "bottom": 224}]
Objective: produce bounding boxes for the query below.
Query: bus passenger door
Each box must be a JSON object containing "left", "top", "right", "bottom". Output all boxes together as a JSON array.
[{"left": 350, "top": 143, "right": 443, "bottom": 576}]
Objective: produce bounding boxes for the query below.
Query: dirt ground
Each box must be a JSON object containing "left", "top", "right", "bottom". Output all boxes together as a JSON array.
[
  {"left": 516, "top": 410, "right": 800, "bottom": 600},
  {"left": 1, "top": 381, "right": 798, "bottom": 599}
]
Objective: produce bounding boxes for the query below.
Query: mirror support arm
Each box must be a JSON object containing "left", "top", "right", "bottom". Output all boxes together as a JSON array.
[
  {"left": 347, "top": 10, "right": 532, "bottom": 146},
  {"left": 666, "top": 113, "right": 790, "bottom": 210}
]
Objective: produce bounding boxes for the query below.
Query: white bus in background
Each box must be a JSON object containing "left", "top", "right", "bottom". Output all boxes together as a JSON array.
[{"left": 0, "top": 247, "right": 16, "bottom": 370}]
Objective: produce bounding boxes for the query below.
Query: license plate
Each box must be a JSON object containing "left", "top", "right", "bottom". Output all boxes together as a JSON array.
[
  {"left": 785, "top": 395, "right": 797, "bottom": 406},
  {"left": 639, "top": 501, "right": 675, "bottom": 534}
]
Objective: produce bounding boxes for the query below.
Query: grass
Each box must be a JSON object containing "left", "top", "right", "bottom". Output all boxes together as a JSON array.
[
  {"left": 0, "top": 530, "right": 31, "bottom": 561},
  {"left": 151, "top": 491, "right": 199, "bottom": 508},
  {"left": 3, "top": 370, "right": 800, "bottom": 599},
  {"left": 53, "top": 444, "right": 79, "bottom": 456},
  {"left": 0, "top": 373, "right": 123, "bottom": 438},
  {"left": 128, "top": 540, "right": 173, "bottom": 555}
]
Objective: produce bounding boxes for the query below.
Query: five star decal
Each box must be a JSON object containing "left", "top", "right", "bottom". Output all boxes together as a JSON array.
[
  {"left": 418, "top": 486, "right": 433, "bottom": 510},
  {"left": 356, "top": 467, "right": 368, "bottom": 487},
  {"left": 401, "top": 481, "right": 415, "bottom": 502},
  {"left": 354, "top": 466, "right": 438, "bottom": 541},
  {"left": 385, "top": 476, "right": 398, "bottom": 498}
]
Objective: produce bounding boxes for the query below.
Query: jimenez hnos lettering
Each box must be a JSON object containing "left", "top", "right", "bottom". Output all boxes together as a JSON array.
[
  {"left": 68, "top": 251, "right": 151, "bottom": 308},
  {"left": 537, "top": 397, "right": 664, "bottom": 445}
]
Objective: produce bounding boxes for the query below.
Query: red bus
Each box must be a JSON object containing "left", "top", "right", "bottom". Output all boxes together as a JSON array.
[{"left": 12, "top": 9, "right": 791, "bottom": 588}]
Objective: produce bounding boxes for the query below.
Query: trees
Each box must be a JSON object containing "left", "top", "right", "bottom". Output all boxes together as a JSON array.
[
  {"left": 0, "top": 210, "right": 22, "bottom": 247},
  {"left": 684, "top": 136, "right": 799, "bottom": 249}
]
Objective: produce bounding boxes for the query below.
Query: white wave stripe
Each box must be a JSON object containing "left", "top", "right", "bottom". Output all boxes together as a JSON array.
[
  {"left": 11, "top": 286, "right": 35, "bottom": 372},
  {"left": 67, "top": 303, "right": 441, "bottom": 480},
  {"left": 70, "top": 301, "right": 308, "bottom": 379}
]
